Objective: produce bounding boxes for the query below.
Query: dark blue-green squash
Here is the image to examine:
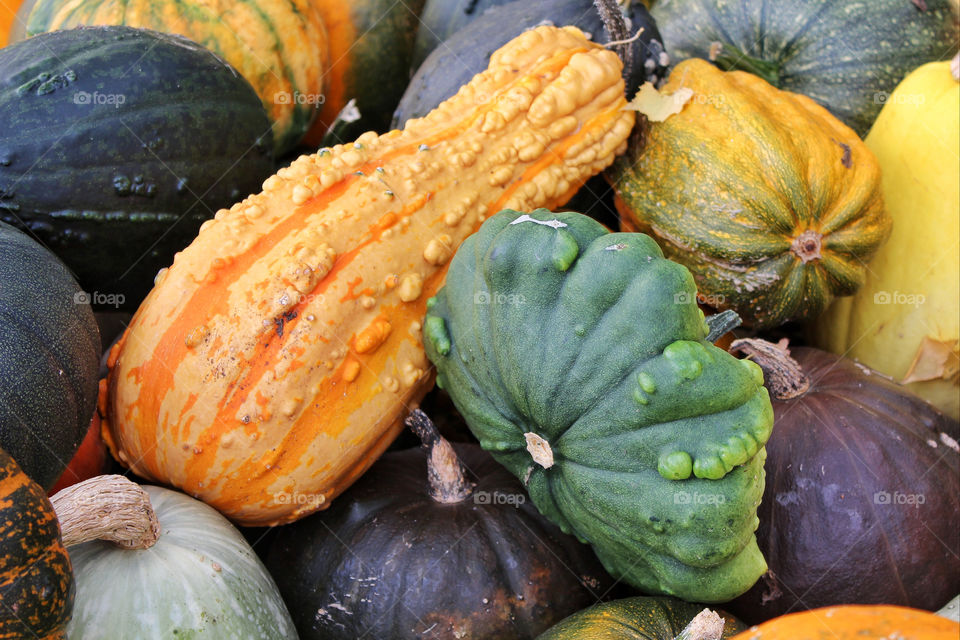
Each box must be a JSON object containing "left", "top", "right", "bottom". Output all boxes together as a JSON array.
[
  {"left": 423, "top": 208, "right": 774, "bottom": 603},
  {"left": 651, "top": 0, "right": 957, "bottom": 136},
  {"left": 0, "top": 221, "right": 100, "bottom": 491},
  {"left": 0, "top": 26, "right": 274, "bottom": 310}
]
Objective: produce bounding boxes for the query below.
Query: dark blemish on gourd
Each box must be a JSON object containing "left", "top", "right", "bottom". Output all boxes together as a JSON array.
[
  {"left": 274, "top": 310, "right": 298, "bottom": 337},
  {"left": 16, "top": 69, "right": 77, "bottom": 96},
  {"left": 832, "top": 138, "right": 852, "bottom": 168}
]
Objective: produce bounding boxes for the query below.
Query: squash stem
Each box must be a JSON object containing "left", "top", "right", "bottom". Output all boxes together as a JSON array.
[
  {"left": 730, "top": 338, "right": 810, "bottom": 400},
  {"left": 50, "top": 475, "right": 160, "bottom": 550},
  {"left": 594, "top": 0, "right": 634, "bottom": 83},
  {"left": 674, "top": 609, "right": 725, "bottom": 640},
  {"left": 405, "top": 409, "right": 475, "bottom": 504},
  {"left": 711, "top": 43, "right": 781, "bottom": 88}
]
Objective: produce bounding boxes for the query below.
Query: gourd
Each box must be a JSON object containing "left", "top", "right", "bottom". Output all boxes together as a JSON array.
[
  {"left": 611, "top": 59, "right": 890, "bottom": 329},
  {"left": 101, "top": 25, "right": 636, "bottom": 526},
  {"left": 0, "top": 445, "right": 73, "bottom": 640},
  {"left": 537, "top": 597, "right": 746, "bottom": 639},
  {"left": 726, "top": 340, "right": 960, "bottom": 623},
  {"left": 51, "top": 476, "right": 297, "bottom": 638},
  {"left": 423, "top": 208, "right": 774, "bottom": 603},
  {"left": 650, "top": 0, "right": 957, "bottom": 136},
  {"left": 15, "top": 0, "right": 327, "bottom": 154},
  {"left": 0, "top": 220, "right": 100, "bottom": 490},
  {"left": 0, "top": 26, "right": 275, "bottom": 309},
  {"left": 266, "top": 410, "right": 614, "bottom": 639},
  {"left": 815, "top": 58, "right": 959, "bottom": 420},
  {"left": 48, "top": 413, "right": 108, "bottom": 495},
  {"left": 729, "top": 605, "right": 960, "bottom": 640}
]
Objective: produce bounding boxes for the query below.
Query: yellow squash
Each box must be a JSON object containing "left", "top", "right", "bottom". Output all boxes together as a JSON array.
[
  {"left": 815, "top": 59, "right": 959, "bottom": 420},
  {"left": 100, "top": 25, "right": 635, "bottom": 526}
]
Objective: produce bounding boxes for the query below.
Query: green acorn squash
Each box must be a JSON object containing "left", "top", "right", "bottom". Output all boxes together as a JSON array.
[
  {"left": 0, "top": 26, "right": 274, "bottom": 310},
  {"left": 651, "top": 0, "right": 958, "bottom": 136},
  {"left": 0, "top": 221, "right": 100, "bottom": 490},
  {"left": 611, "top": 59, "right": 890, "bottom": 329},
  {"left": 423, "top": 208, "right": 774, "bottom": 603}
]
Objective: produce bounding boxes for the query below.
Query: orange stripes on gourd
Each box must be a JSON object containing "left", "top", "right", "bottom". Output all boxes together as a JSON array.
[{"left": 102, "top": 26, "right": 635, "bottom": 525}]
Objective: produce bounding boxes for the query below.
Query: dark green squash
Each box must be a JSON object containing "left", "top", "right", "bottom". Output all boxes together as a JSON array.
[
  {"left": 651, "top": 0, "right": 957, "bottom": 136},
  {"left": 0, "top": 221, "right": 99, "bottom": 490},
  {"left": 537, "top": 596, "right": 747, "bottom": 639},
  {"left": 393, "top": 0, "right": 668, "bottom": 126},
  {"left": 0, "top": 26, "right": 274, "bottom": 310},
  {"left": 0, "top": 445, "right": 73, "bottom": 640},
  {"left": 727, "top": 340, "right": 960, "bottom": 624},
  {"left": 265, "top": 410, "right": 614, "bottom": 639},
  {"left": 423, "top": 208, "right": 773, "bottom": 603}
]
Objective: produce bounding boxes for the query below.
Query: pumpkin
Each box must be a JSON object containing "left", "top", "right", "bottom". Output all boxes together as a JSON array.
[
  {"left": 16, "top": 0, "right": 327, "bottom": 154},
  {"left": 537, "top": 596, "right": 747, "bottom": 639},
  {"left": 650, "top": 0, "right": 958, "bottom": 136},
  {"left": 50, "top": 475, "right": 297, "bottom": 638},
  {"left": 726, "top": 339, "right": 960, "bottom": 623},
  {"left": 0, "top": 26, "right": 275, "bottom": 310},
  {"left": 100, "top": 24, "right": 636, "bottom": 526},
  {"left": 394, "top": 0, "right": 668, "bottom": 127},
  {"left": 0, "top": 221, "right": 100, "bottom": 490},
  {"left": 0, "top": 445, "right": 73, "bottom": 640},
  {"left": 730, "top": 605, "right": 960, "bottom": 640},
  {"left": 423, "top": 208, "right": 774, "bottom": 603},
  {"left": 266, "top": 410, "right": 613, "bottom": 639},
  {"left": 302, "top": 0, "right": 426, "bottom": 146},
  {"left": 815, "top": 58, "right": 960, "bottom": 420},
  {"left": 48, "top": 413, "right": 108, "bottom": 496},
  {"left": 610, "top": 59, "right": 890, "bottom": 329}
]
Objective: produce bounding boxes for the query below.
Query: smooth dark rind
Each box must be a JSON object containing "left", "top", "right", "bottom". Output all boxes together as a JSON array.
[
  {"left": 424, "top": 208, "right": 773, "bottom": 603},
  {"left": 0, "top": 221, "right": 100, "bottom": 490},
  {"left": 0, "top": 26, "right": 274, "bottom": 309}
]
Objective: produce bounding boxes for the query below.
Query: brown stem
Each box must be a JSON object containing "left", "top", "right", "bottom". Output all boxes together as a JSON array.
[
  {"left": 594, "top": 0, "right": 634, "bottom": 84},
  {"left": 674, "top": 609, "right": 725, "bottom": 640},
  {"left": 730, "top": 338, "right": 810, "bottom": 400},
  {"left": 405, "top": 409, "right": 474, "bottom": 504},
  {"left": 50, "top": 475, "right": 160, "bottom": 549}
]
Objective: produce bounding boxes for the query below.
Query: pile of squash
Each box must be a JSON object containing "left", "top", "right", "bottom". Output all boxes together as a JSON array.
[{"left": 0, "top": 0, "right": 958, "bottom": 638}]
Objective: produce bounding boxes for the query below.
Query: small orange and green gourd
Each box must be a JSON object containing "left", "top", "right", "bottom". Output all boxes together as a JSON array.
[{"left": 101, "top": 25, "right": 636, "bottom": 526}]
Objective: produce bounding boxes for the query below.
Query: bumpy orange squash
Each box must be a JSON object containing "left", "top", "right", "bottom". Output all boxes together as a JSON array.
[
  {"left": 731, "top": 605, "right": 960, "bottom": 639},
  {"left": 101, "top": 25, "right": 635, "bottom": 526}
]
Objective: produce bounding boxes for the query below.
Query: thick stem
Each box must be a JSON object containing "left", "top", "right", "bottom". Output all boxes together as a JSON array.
[
  {"left": 705, "top": 309, "right": 741, "bottom": 343},
  {"left": 595, "top": 0, "right": 634, "bottom": 84},
  {"left": 710, "top": 42, "right": 781, "bottom": 88},
  {"left": 50, "top": 475, "right": 160, "bottom": 550},
  {"left": 730, "top": 338, "right": 810, "bottom": 400},
  {"left": 674, "top": 609, "right": 725, "bottom": 640},
  {"left": 405, "top": 409, "right": 474, "bottom": 504}
]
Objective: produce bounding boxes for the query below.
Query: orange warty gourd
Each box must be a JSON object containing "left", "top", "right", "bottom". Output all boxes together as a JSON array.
[{"left": 101, "top": 25, "right": 636, "bottom": 526}]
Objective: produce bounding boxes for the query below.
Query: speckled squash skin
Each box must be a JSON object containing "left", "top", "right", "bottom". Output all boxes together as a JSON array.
[
  {"left": 651, "top": 0, "right": 958, "bottom": 136},
  {"left": 537, "top": 596, "right": 746, "bottom": 639},
  {"left": 0, "top": 446, "right": 73, "bottom": 640},
  {"left": 18, "top": 0, "right": 327, "bottom": 154},
  {"left": 729, "top": 605, "right": 960, "bottom": 640},
  {"left": 423, "top": 209, "right": 774, "bottom": 603},
  {"left": 101, "top": 26, "right": 636, "bottom": 526},
  {"left": 611, "top": 59, "right": 890, "bottom": 329}
]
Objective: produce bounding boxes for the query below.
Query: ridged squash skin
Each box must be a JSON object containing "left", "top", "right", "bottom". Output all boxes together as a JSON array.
[
  {"left": 423, "top": 209, "right": 774, "bottom": 603},
  {"left": 815, "top": 61, "right": 959, "bottom": 420},
  {"left": 18, "top": 0, "right": 327, "bottom": 154},
  {"left": 611, "top": 59, "right": 890, "bottom": 329},
  {"left": 102, "top": 26, "right": 635, "bottom": 526},
  {"left": 729, "top": 605, "right": 960, "bottom": 640}
]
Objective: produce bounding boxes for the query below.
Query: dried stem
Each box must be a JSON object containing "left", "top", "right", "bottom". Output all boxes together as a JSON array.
[
  {"left": 674, "top": 609, "right": 726, "bottom": 640},
  {"left": 594, "top": 0, "right": 634, "bottom": 83},
  {"left": 51, "top": 475, "right": 160, "bottom": 549},
  {"left": 405, "top": 409, "right": 474, "bottom": 503},
  {"left": 730, "top": 338, "right": 810, "bottom": 400}
]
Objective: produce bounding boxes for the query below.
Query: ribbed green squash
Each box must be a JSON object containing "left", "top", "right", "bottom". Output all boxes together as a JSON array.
[
  {"left": 651, "top": 0, "right": 957, "bottom": 136},
  {"left": 537, "top": 596, "right": 746, "bottom": 639},
  {"left": 0, "top": 26, "right": 274, "bottom": 310},
  {"left": 423, "top": 208, "right": 774, "bottom": 603}
]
